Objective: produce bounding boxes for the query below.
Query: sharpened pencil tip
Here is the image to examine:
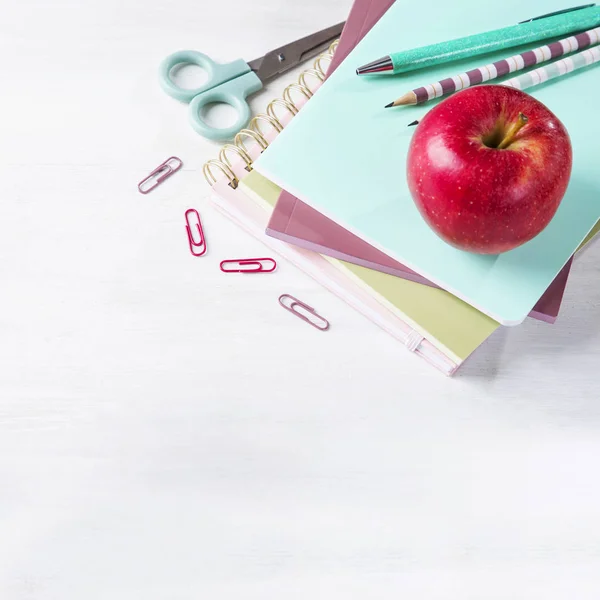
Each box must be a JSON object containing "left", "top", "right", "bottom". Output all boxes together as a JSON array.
[
  {"left": 408, "top": 120, "right": 419, "bottom": 127},
  {"left": 384, "top": 102, "right": 394, "bottom": 108}
]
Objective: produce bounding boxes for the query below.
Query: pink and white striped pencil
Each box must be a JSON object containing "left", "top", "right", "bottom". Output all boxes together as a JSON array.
[
  {"left": 503, "top": 44, "right": 600, "bottom": 91},
  {"left": 385, "top": 26, "right": 600, "bottom": 107}
]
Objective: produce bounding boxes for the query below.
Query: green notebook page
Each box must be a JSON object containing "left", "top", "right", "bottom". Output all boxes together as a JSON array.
[
  {"left": 581, "top": 221, "right": 600, "bottom": 250},
  {"left": 255, "top": 0, "right": 600, "bottom": 326},
  {"left": 240, "top": 170, "right": 499, "bottom": 363}
]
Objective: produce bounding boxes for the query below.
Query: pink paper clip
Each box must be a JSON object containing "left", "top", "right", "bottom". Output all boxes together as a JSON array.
[
  {"left": 138, "top": 156, "right": 183, "bottom": 194},
  {"left": 185, "top": 208, "right": 207, "bottom": 256},
  {"left": 220, "top": 258, "right": 277, "bottom": 273},
  {"left": 278, "top": 294, "right": 330, "bottom": 331}
]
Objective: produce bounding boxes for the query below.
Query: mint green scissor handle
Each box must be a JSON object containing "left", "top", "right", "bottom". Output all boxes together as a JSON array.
[{"left": 159, "top": 50, "right": 263, "bottom": 141}]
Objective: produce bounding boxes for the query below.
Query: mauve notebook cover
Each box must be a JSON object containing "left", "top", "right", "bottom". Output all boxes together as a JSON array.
[
  {"left": 266, "top": 0, "right": 571, "bottom": 324},
  {"left": 267, "top": 190, "right": 572, "bottom": 323}
]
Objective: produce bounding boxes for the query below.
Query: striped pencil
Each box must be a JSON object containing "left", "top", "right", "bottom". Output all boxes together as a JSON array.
[
  {"left": 405, "top": 45, "right": 600, "bottom": 127},
  {"left": 385, "top": 26, "right": 600, "bottom": 107},
  {"left": 503, "top": 44, "right": 600, "bottom": 90}
]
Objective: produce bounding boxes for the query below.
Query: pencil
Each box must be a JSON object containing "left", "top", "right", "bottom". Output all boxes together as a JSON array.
[
  {"left": 385, "top": 26, "right": 600, "bottom": 107},
  {"left": 503, "top": 44, "right": 600, "bottom": 91},
  {"left": 404, "top": 45, "right": 600, "bottom": 126}
]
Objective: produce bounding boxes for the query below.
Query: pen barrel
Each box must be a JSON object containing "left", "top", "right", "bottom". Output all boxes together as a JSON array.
[{"left": 390, "top": 6, "right": 600, "bottom": 74}]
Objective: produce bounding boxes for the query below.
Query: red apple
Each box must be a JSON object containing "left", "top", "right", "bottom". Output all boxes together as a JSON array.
[{"left": 406, "top": 85, "right": 573, "bottom": 254}]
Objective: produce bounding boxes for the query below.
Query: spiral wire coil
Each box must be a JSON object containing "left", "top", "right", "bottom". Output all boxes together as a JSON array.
[{"left": 202, "top": 40, "right": 338, "bottom": 188}]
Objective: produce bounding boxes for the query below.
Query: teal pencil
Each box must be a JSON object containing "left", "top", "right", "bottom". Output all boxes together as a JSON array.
[{"left": 357, "top": 3, "right": 600, "bottom": 75}]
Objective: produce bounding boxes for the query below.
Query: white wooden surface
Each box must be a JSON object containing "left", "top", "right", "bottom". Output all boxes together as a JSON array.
[{"left": 1, "top": 0, "right": 600, "bottom": 597}]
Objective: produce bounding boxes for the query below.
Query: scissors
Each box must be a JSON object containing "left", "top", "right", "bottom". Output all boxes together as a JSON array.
[{"left": 159, "top": 22, "right": 344, "bottom": 140}]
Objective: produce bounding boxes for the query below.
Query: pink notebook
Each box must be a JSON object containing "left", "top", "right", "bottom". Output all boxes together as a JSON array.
[{"left": 266, "top": 0, "right": 572, "bottom": 324}]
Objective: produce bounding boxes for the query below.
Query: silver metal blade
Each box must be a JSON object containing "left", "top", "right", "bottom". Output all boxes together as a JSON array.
[{"left": 247, "top": 21, "right": 345, "bottom": 83}]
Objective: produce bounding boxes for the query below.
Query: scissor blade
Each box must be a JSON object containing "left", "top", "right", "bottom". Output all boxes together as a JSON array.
[{"left": 247, "top": 21, "right": 345, "bottom": 83}]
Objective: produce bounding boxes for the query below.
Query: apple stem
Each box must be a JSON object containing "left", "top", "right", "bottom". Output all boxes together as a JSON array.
[{"left": 497, "top": 113, "right": 529, "bottom": 149}]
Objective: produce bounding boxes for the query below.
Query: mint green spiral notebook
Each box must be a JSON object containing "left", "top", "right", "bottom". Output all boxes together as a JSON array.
[{"left": 254, "top": 0, "right": 600, "bottom": 326}]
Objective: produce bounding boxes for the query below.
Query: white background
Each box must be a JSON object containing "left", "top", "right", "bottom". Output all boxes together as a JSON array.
[{"left": 2, "top": 0, "right": 600, "bottom": 597}]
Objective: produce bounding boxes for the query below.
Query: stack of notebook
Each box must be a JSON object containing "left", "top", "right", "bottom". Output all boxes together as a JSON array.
[{"left": 203, "top": 0, "right": 600, "bottom": 375}]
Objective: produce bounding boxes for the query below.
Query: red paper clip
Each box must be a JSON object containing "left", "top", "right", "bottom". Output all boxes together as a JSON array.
[
  {"left": 138, "top": 156, "right": 183, "bottom": 194},
  {"left": 185, "top": 208, "right": 207, "bottom": 256},
  {"left": 278, "top": 294, "right": 330, "bottom": 331},
  {"left": 220, "top": 258, "right": 277, "bottom": 273}
]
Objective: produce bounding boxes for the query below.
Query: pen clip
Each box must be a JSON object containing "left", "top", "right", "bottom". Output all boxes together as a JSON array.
[{"left": 519, "top": 3, "right": 595, "bottom": 23}]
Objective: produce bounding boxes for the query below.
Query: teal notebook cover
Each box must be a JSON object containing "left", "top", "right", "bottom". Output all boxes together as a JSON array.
[{"left": 254, "top": 0, "right": 600, "bottom": 326}]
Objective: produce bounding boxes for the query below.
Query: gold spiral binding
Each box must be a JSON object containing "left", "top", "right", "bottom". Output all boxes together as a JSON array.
[
  {"left": 314, "top": 54, "right": 332, "bottom": 77},
  {"left": 282, "top": 82, "right": 313, "bottom": 108},
  {"left": 266, "top": 98, "right": 298, "bottom": 123},
  {"left": 250, "top": 113, "right": 284, "bottom": 140},
  {"left": 203, "top": 159, "right": 238, "bottom": 189},
  {"left": 234, "top": 128, "right": 269, "bottom": 156},
  {"left": 298, "top": 68, "right": 325, "bottom": 94},
  {"left": 219, "top": 144, "right": 253, "bottom": 172},
  {"left": 202, "top": 40, "right": 338, "bottom": 187}
]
